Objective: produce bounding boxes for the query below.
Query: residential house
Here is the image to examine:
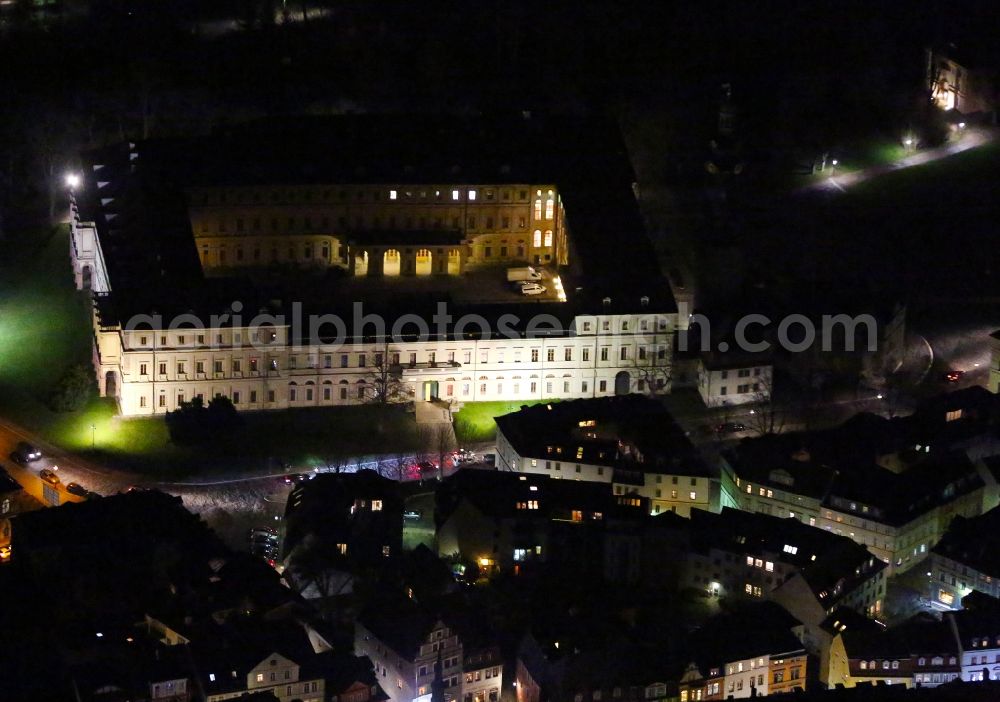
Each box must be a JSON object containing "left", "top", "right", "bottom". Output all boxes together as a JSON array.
[
  {"left": 495, "top": 395, "right": 717, "bottom": 517},
  {"left": 434, "top": 469, "right": 646, "bottom": 575},
  {"left": 284, "top": 469, "right": 404, "bottom": 581},
  {"left": 696, "top": 352, "right": 772, "bottom": 408},
  {"left": 927, "top": 500, "right": 1000, "bottom": 608},
  {"left": 679, "top": 602, "right": 807, "bottom": 700},
  {"left": 355, "top": 599, "right": 497, "bottom": 702}
]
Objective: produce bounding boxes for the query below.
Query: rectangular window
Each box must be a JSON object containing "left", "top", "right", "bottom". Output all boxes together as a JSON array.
[
  {"left": 599, "top": 380, "right": 607, "bottom": 392},
  {"left": 582, "top": 348, "right": 590, "bottom": 362},
  {"left": 600, "top": 347, "right": 609, "bottom": 361}
]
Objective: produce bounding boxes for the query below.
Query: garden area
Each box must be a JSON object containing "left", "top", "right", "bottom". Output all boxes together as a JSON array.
[{"left": 0, "top": 227, "right": 425, "bottom": 478}]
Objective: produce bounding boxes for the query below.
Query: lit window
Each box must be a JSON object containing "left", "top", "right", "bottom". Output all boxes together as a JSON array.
[
  {"left": 765, "top": 561, "right": 774, "bottom": 572},
  {"left": 389, "top": 189, "right": 397, "bottom": 200},
  {"left": 257, "top": 674, "right": 264, "bottom": 682},
  {"left": 689, "top": 491, "right": 697, "bottom": 500},
  {"left": 371, "top": 499, "right": 383, "bottom": 511},
  {"left": 468, "top": 189, "right": 477, "bottom": 200},
  {"left": 452, "top": 190, "right": 460, "bottom": 200},
  {"left": 337, "top": 543, "right": 347, "bottom": 555},
  {"left": 783, "top": 544, "right": 798, "bottom": 555}
]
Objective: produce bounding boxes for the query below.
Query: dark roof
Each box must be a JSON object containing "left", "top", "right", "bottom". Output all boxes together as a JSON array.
[
  {"left": 689, "top": 602, "right": 804, "bottom": 667},
  {"left": 729, "top": 390, "right": 1000, "bottom": 527},
  {"left": 0, "top": 467, "right": 23, "bottom": 495},
  {"left": 495, "top": 395, "right": 707, "bottom": 477},
  {"left": 688, "top": 508, "right": 885, "bottom": 607},
  {"left": 357, "top": 597, "right": 441, "bottom": 660},
  {"left": 435, "top": 468, "right": 630, "bottom": 524},
  {"left": 932, "top": 505, "right": 1000, "bottom": 577},
  {"left": 843, "top": 614, "right": 957, "bottom": 659},
  {"left": 77, "top": 113, "right": 675, "bottom": 325}
]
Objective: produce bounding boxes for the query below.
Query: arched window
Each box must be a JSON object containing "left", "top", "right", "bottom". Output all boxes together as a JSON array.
[
  {"left": 545, "top": 191, "right": 554, "bottom": 219},
  {"left": 860, "top": 661, "right": 867, "bottom": 670},
  {"left": 533, "top": 229, "right": 542, "bottom": 247}
]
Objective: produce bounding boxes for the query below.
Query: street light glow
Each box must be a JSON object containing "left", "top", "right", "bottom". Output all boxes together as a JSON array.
[
  {"left": 65, "top": 173, "right": 81, "bottom": 189},
  {"left": 831, "top": 159, "right": 838, "bottom": 166}
]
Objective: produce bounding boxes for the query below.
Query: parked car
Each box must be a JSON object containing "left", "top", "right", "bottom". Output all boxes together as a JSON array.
[
  {"left": 403, "top": 509, "right": 423, "bottom": 520},
  {"left": 417, "top": 461, "right": 438, "bottom": 474},
  {"left": 66, "top": 482, "right": 89, "bottom": 497},
  {"left": 39, "top": 469, "right": 60, "bottom": 486},
  {"left": 944, "top": 370, "right": 965, "bottom": 382},
  {"left": 715, "top": 422, "right": 747, "bottom": 434},
  {"left": 506, "top": 266, "right": 542, "bottom": 282},
  {"left": 249, "top": 527, "right": 280, "bottom": 564},
  {"left": 520, "top": 282, "right": 546, "bottom": 296}
]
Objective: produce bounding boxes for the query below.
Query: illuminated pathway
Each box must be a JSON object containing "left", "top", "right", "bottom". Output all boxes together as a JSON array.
[{"left": 799, "top": 127, "right": 994, "bottom": 195}]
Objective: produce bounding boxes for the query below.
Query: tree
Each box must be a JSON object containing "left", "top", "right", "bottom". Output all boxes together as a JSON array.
[
  {"left": 743, "top": 373, "right": 788, "bottom": 436},
  {"left": 380, "top": 450, "right": 411, "bottom": 482},
  {"left": 165, "top": 396, "right": 243, "bottom": 444},
  {"left": 420, "top": 423, "right": 454, "bottom": 481},
  {"left": 635, "top": 363, "right": 673, "bottom": 397},
  {"left": 47, "top": 364, "right": 94, "bottom": 412},
  {"left": 365, "top": 340, "right": 413, "bottom": 405}
]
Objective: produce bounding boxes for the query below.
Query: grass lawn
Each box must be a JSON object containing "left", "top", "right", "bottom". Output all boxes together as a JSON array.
[
  {"left": 0, "top": 227, "right": 426, "bottom": 478},
  {"left": 453, "top": 399, "right": 556, "bottom": 444}
]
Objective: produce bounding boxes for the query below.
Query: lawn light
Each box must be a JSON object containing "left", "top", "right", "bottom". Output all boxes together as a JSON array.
[{"left": 65, "top": 173, "right": 81, "bottom": 189}]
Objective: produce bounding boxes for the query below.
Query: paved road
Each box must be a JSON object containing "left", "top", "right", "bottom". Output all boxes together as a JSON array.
[{"left": 796, "top": 127, "right": 994, "bottom": 196}]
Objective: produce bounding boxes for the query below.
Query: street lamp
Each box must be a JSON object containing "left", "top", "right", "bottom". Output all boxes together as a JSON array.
[{"left": 65, "top": 173, "right": 81, "bottom": 189}]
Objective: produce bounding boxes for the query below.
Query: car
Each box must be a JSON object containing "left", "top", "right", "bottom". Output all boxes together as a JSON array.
[
  {"left": 417, "top": 461, "right": 438, "bottom": 474},
  {"left": 945, "top": 370, "right": 965, "bottom": 383},
  {"left": 85, "top": 490, "right": 103, "bottom": 500},
  {"left": 403, "top": 509, "right": 423, "bottom": 520},
  {"left": 520, "top": 282, "right": 546, "bottom": 296},
  {"left": 66, "top": 482, "right": 89, "bottom": 497},
  {"left": 39, "top": 469, "right": 60, "bottom": 486},
  {"left": 249, "top": 527, "right": 280, "bottom": 564},
  {"left": 124, "top": 485, "right": 148, "bottom": 493},
  {"left": 12, "top": 442, "right": 42, "bottom": 463},
  {"left": 715, "top": 422, "right": 746, "bottom": 434}
]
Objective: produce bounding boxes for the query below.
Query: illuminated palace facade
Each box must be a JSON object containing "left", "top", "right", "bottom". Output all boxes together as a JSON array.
[
  {"left": 188, "top": 182, "right": 569, "bottom": 275},
  {"left": 71, "top": 116, "right": 677, "bottom": 418}
]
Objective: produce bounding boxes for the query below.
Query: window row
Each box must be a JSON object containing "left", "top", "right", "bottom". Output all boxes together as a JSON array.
[{"left": 198, "top": 186, "right": 551, "bottom": 206}]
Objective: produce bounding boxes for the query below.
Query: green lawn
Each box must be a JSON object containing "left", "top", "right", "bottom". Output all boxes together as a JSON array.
[
  {"left": 0, "top": 227, "right": 425, "bottom": 478},
  {"left": 453, "top": 399, "right": 556, "bottom": 444}
]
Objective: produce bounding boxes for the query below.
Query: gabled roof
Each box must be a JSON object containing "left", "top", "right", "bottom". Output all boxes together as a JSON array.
[
  {"left": 689, "top": 602, "right": 804, "bottom": 668},
  {"left": 435, "top": 468, "right": 630, "bottom": 524},
  {"left": 932, "top": 505, "right": 1000, "bottom": 578},
  {"left": 495, "top": 395, "right": 705, "bottom": 476}
]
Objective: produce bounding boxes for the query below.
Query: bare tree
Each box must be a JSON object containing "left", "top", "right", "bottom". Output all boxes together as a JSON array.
[
  {"left": 419, "top": 423, "right": 454, "bottom": 481},
  {"left": 365, "top": 340, "right": 413, "bottom": 405},
  {"left": 380, "top": 450, "right": 411, "bottom": 482},
  {"left": 743, "top": 374, "right": 787, "bottom": 436}
]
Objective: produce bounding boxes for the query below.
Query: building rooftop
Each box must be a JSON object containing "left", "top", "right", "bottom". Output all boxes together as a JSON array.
[
  {"left": 434, "top": 468, "right": 637, "bottom": 525},
  {"left": 729, "top": 389, "right": 1000, "bottom": 527},
  {"left": 77, "top": 113, "right": 675, "bottom": 328},
  {"left": 687, "top": 508, "right": 886, "bottom": 607},
  {"left": 495, "top": 395, "right": 708, "bottom": 477},
  {"left": 688, "top": 602, "right": 804, "bottom": 668},
  {"left": 932, "top": 505, "right": 1000, "bottom": 578}
]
